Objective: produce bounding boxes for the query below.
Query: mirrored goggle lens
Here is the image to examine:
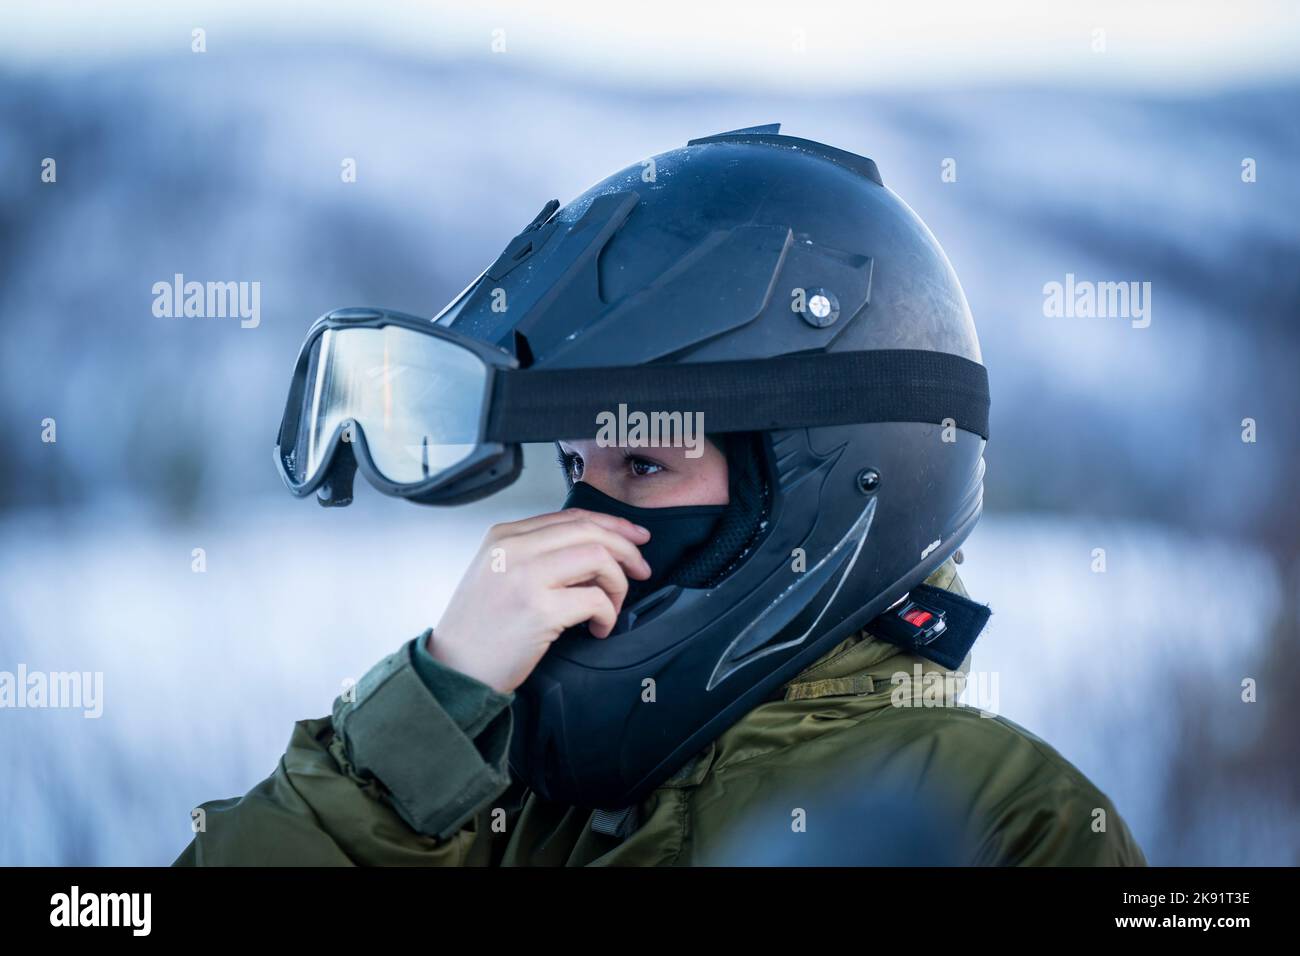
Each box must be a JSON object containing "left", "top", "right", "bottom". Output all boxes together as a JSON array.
[{"left": 289, "top": 325, "right": 488, "bottom": 486}]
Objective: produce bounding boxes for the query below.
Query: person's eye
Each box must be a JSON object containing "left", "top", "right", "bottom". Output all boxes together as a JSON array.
[
  {"left": 557, "top": 450, "right": 583, "bottom": 481},
  {"left": 626, "top": 455, "right": 664, "bottom": 477}
]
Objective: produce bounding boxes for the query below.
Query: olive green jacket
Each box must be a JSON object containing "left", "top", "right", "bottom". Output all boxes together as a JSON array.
[{"left": 174, "top": 561, "right": 1146, "bottom": 866}]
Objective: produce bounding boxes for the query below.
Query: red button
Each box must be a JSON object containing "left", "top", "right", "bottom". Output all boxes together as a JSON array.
[{"left": 902, "top": 608, "right": 933, "bottom": 628}]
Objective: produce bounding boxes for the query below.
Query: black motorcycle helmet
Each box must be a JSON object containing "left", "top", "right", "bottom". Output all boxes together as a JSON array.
[
  {"left": 434, "top": 124, "right": 988, "bottom": 809},
  {"left": 275, "top": 123, "right": 989, "bottom": 810}
]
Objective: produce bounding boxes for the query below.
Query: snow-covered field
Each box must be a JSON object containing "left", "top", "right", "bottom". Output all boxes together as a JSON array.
[{"left": 0, "top": 490, "right": 1287, "bottom": 865}]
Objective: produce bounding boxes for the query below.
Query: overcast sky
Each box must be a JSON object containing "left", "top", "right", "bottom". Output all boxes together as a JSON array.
[{"left": 3, "top": 0, "right": 1299, "bottom": 92}]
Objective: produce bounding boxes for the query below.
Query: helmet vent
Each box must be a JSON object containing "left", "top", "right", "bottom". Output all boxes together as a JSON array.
[{"left": 686, "top": 128, "right": 883, "bottom": 187}]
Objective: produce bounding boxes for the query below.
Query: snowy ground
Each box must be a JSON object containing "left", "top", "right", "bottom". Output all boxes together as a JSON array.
[{"left": 0, "top": 488, "right": 1287, "bottom": 865}]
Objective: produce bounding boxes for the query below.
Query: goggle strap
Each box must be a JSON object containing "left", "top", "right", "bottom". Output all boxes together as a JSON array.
[{"left": 485, "top": 349, "right": 989, "bottom": 443}]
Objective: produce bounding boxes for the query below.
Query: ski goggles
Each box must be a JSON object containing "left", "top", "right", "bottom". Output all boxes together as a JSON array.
[{"left": 275, "top": 307, "right": 991, "bottom": 506}]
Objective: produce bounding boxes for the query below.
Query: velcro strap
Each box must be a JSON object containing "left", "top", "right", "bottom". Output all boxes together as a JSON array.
[
  {"left": 332, "top": 639, "right": 511, "bottom": 841},
  {"left": 784, "top": 673, "right": 878, "bottom": 701}
]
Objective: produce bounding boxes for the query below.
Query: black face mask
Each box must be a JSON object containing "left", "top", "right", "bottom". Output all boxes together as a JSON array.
[{"left": 560, "top": 481, "right": 727, "bottom": 607}]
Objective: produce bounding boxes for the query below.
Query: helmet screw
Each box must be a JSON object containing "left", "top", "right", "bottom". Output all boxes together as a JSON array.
[
  {"left": 856, "top": 467, "right": 881, "bottom": 494},
  {"left": 799, "top": 288, "right": 840, "bottom": 328}
]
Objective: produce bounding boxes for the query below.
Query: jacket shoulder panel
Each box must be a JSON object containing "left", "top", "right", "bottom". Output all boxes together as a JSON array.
[{"left": 693, "top": 703, "right": 1146, "bottom": 866}]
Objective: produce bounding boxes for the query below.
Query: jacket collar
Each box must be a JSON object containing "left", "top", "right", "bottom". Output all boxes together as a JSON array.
[{"left": 655, "top": 557, "right": 975, "bottom": 791}]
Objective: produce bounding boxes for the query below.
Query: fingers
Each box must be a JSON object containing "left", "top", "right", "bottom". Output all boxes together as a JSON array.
[
  {"left": 487, "top": 506, "right": 650, "bottom": 547},
  {"left": 543, "top": 543, "right": 630, "bottom": 613},
  {"left": 551, "top": 586, "right": 619, "bottom": 639},
  {"left": 478, "top": 506, "right": 657, "bottom": 645},
  {"left": 514, "top": 519, "right": 653, "bottom": 581}
]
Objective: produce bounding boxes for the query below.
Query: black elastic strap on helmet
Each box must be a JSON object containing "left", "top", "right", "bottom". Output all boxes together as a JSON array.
[{"left": 486, "top": 349, "right": 990, "bottom": 443}]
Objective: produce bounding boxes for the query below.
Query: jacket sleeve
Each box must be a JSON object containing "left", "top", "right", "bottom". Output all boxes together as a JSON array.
[
  {"left": 977, "top": 773, "right": 1149, "bottom": 866},
  {"left": 173, "top": 631, "right": 519, "bottom": 866}
]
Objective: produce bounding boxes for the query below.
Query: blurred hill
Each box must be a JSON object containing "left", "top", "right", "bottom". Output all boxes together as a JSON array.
[{"left": 2, "top": 47, "right": 1296, "bottom": 561}]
